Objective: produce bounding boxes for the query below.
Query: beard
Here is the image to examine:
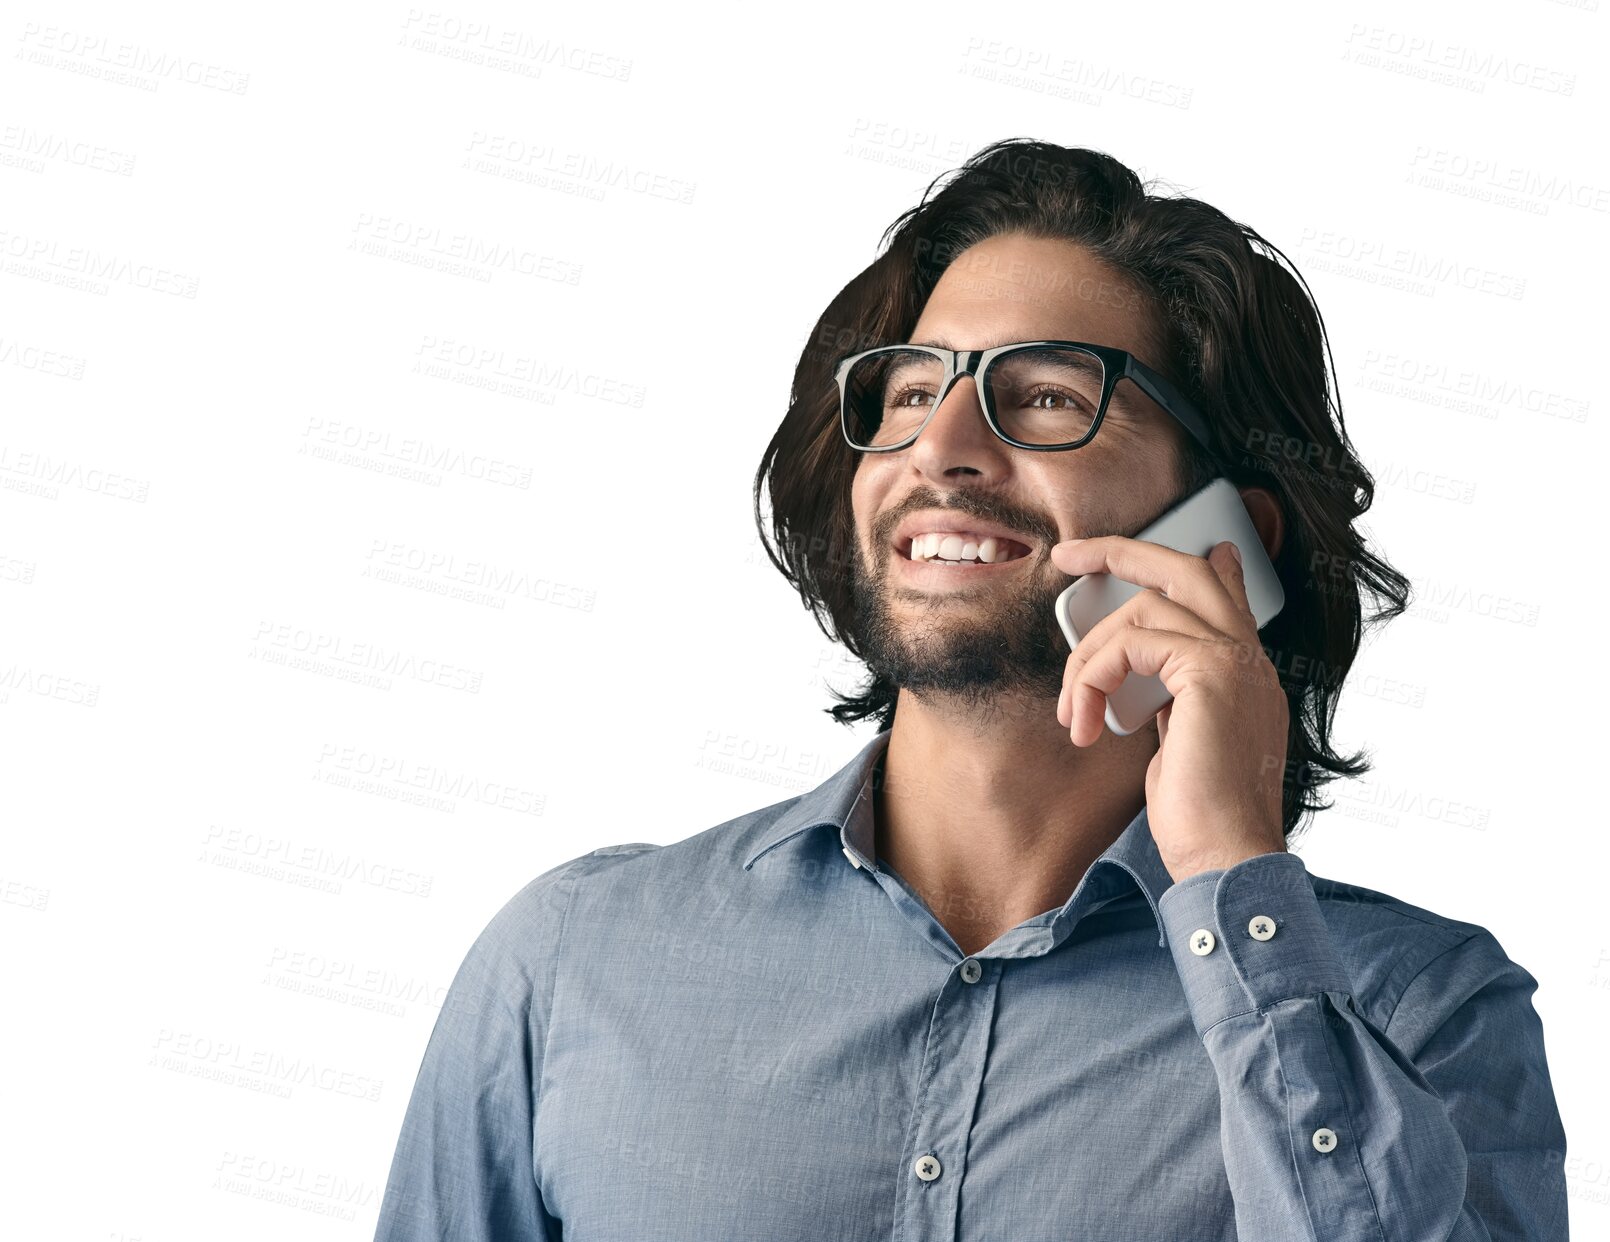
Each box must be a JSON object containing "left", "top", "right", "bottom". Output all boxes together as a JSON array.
[{"left": 846, "top": 536, "right": 1071, "bottom": 723}]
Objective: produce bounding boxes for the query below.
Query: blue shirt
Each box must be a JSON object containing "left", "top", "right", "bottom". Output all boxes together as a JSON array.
[{"left": 375, "top": 727, "right": 1569, "bottom": 1240}]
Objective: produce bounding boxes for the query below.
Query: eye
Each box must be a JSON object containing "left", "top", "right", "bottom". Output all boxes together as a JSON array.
[
  {"left": 1021, "top": 386, "right": 1088, "bottom": 412},
  {"left": 887, "top": 386, "right": 936, "bottom": 408}
]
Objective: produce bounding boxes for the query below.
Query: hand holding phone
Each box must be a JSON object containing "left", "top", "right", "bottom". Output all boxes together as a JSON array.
[{"left": 1052, "top": 477, "right": 1284, "bottom": 736}]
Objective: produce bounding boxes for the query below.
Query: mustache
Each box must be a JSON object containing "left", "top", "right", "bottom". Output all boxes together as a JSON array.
[{"left": 878, "top": 494, "right": 1057, "bottom": 548}]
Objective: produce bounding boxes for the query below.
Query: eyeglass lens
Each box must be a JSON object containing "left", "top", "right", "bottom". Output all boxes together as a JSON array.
[{"left": 843, "top": 346, "right": 1106, "bottom": 448}]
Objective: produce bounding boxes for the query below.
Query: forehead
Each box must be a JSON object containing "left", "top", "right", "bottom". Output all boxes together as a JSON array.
[{"left": 913, "top": 232, "right": 1162, "bottom": 364}]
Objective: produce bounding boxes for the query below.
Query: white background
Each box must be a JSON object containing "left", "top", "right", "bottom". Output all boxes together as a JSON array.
[{"left": 2, "top": 1, "right": 1606, "bottom": 1236}]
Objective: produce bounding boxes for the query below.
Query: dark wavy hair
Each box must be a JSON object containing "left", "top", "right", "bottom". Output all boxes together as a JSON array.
[{"left": 751, "top": 138, "right": 1411, "bottom": 841}]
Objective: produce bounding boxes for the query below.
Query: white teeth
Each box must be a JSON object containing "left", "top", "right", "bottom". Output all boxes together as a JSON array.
[{"left": 907, "top": 532, "right": 1024, "bottom": 564}]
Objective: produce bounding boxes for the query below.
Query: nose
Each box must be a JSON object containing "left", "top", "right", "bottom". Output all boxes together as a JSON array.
[{"left": 906, "top": 370, "right": 1008, "bottom": 476}]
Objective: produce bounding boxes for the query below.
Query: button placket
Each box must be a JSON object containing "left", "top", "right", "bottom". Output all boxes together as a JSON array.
[{"left": 895, "top": 958, "right": 1000, "bottom": 1240}]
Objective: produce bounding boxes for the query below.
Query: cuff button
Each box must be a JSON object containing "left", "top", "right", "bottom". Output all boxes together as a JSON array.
[
  {"left": 1188, "top": 928, "right": 1216, "bottom": 956},
  {"left": 1247, "top": 915, "right": 1277, "bottom": 941}
]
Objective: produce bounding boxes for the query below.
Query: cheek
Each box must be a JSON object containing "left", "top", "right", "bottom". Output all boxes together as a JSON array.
[
  {"left": 1033, "top": 463, "right": 1101, "bottom": 529},
  {"left": 849, "top": 462, "right": 888, "bottom": 541},
  {"left": 1045, "top": 432, "right": 1139, "bottom": 501}
]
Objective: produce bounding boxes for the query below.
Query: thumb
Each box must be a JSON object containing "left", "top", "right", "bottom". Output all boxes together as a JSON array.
[{"left": 1213, "top": 540, "right": 1254, "bottom": 614}]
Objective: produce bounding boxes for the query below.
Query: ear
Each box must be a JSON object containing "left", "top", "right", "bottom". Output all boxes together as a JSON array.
[{"left": 1237, "top": 486, "right": 1284, "bottom": 561}]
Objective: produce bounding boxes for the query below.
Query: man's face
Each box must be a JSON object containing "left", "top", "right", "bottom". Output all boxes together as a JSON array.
[{"left": 847, "top": 231, "right": 1194, "bottom": 722}]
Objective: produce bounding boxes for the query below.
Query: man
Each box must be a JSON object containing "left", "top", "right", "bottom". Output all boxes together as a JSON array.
[{"left": 375, "top": 141, "right": 1568, "bottom": 1239}]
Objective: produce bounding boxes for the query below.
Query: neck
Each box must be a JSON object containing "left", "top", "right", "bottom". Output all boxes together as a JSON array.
[{"left": 871, "top": 689, "right": 1156, "bottom": 957}]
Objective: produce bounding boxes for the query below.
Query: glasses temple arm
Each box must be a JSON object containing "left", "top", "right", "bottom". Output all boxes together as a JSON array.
[{"left": 1124, "top": 360, "right": 1216, "bottom": 453}]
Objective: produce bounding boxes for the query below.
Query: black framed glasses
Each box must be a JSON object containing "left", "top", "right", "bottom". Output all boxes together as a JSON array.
[{"left": 833, "top": 340, "right": 1215, "bottom": 454}]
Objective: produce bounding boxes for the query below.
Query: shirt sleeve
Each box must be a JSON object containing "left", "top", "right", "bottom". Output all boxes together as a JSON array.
[
  {"left": 1155, "top": 850, "right": 1569, "bottom": 1242},
  {"left": 372, "top": 852, "right": 595, "bottom": 1241}
]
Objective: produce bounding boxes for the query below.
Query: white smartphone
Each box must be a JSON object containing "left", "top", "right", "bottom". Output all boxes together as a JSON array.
[{"left": 1053, "top": 476, "right": 1284, "bottom": 736}]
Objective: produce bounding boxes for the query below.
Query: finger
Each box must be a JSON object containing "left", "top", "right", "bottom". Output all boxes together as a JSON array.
[
  {"left": 1067, "top": 626, "right": 1205, "bottom": 746},
  {"left": 1211, "top": 540, "right": 1257, "bottom": 628},
  {"left": 1063, "top": 586, "right": 1223, "bottom": 691},
  {"left": 1053, "top": 535, "right": 1246, "bottom": 637}
]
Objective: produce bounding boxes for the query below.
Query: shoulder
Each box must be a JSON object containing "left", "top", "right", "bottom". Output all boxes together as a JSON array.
[
  {"left": 1303, "top": 866, "right": 1536, "bottom": 1034},
  {"left": 465, "top": 842, "right": 665, "bottom": 980},
  {"left": 1308, "top": 868, "right": 1491, "bottom": 950},
  {"left": 464, "top": 802, "right": 796, "bottom": 980}
]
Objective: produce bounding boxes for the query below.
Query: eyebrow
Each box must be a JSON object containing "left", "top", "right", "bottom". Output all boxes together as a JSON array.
[
  {"left": 913, "top": 336, "right": 1009, "bottom": 350},
  {"left": 911, "top": 338, "right": 1117, "bottom": 384},
  {"left": 912, "top": 336, "right": 1102, "bottom": 356}
]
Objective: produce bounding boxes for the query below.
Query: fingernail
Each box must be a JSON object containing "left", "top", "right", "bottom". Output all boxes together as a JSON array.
[{"left": 1227, "top": 541, "right": 1243, "bottom": 565}]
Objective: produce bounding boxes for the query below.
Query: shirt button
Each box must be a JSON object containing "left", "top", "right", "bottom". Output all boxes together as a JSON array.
[
  {"left": 1189, "top": 928, "right": 1216, "bottom": 956},
  {"left": 914, "top": 1153, "right": 942, "bottom": 1181},
  {"left": 960, "top": 958, "right": 982, "bottom": 984},
  {"left": 1312, "top": 1127, "right": 1338, "bottom": 1152},
  {"left": 1248, "top": 915, "right": 1277, "bottom": 941}
]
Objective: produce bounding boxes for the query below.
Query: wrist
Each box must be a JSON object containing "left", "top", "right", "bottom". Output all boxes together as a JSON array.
[{"left": 1166, "top": 841, "right": 1286, "bottom": 884}]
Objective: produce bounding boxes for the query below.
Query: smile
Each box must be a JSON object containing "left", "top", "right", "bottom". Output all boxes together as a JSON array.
[{"left": 895, "top": 531, "right": 1034, "bottom": 565}]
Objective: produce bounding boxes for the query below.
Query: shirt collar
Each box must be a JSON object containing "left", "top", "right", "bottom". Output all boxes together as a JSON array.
[{"left": 740, "top": 728, "right": 1177, "bottom": 949}]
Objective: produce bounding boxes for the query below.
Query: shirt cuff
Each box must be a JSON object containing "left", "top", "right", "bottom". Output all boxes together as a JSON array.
[{"left": 1156, "top": 851, "right": 1355, "bottom": 1037}]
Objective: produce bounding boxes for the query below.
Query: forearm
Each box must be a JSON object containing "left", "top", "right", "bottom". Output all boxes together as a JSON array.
[{"left": 1157, "top": 852, "right": 1567, "bottom": 1241}]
